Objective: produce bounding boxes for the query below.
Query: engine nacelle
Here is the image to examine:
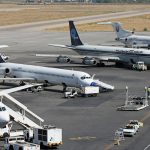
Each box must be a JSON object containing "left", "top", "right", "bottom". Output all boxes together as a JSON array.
[
  {"left": 82, "top": 57, "right": 97, "bottom": 65},
  {"left": 0, "top": 67, "right": 11, "bottom": 75},
  {"left": 56, "top": 56, "right": 71, "bottom": 63}
]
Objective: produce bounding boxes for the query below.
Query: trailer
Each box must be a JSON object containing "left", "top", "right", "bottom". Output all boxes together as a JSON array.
[
  {"left": 80, "top": 86, "right": 99, "bottom": 97},
  {"left": 4, "top": 136, "right": 40, "bottom": 150},
  {"left": 25, "top": 125, "right": 62, "bottom": 148}
]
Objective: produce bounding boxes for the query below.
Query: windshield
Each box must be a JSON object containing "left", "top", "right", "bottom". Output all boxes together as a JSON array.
[
  {"left": 125, "top": 126, "right": 134, "bottom": 129},
  {"left": 81, "top": 76, "right": 91, "bottom": 80}
]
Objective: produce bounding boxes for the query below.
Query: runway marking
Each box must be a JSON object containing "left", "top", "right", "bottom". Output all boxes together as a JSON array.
[
  {"left": 104, "top": 143, "right": 115, "bottom": 150},
  {"left": 140, "top": 112, "right": 150, "bottom": 122},
  {"left": 144, "top": 144, "right": 150, "bottom": 150},
  {"left": 69, "top": 136, "right": 96, "bottom": 141}
]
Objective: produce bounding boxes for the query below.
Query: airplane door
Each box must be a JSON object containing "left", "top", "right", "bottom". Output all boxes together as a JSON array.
[{"left": 72, "top": 74, "right": 79, "bottom": 86}]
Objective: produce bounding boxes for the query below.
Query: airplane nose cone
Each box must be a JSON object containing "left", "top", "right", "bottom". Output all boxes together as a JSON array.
[
  {"left": 0, "top": 113, "right": 10, "bottom": 127},
  {"left": 90, "top": 82, "right": 97, "bottom": 86}
]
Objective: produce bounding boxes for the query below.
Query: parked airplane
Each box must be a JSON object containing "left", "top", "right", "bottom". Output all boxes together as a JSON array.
[
  {"left": 47, "top": 21, "right": 150, "bottom": 68},
  {"left": 0, "top": 55, "right": 114, "bottom": 91},
  {"left": 98, "top": 22, "right": 150, "bottom": 48},
  {"left": 0, "top": 84, "right": 42, "bottom": 128}
]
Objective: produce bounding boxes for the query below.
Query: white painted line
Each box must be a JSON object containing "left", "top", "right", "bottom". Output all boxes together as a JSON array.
[{"left": 144, "top": 144, "right": 150, "bottom": 150}]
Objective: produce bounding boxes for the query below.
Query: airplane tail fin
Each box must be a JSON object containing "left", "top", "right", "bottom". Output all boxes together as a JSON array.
[
  {"left": 0, "top": 55, "right": 6, "bottom": 63},
  {"left": 111, "top": 22, "right": 133, "bottom": 39},
  {"left": 69, "top": 21, "right": 83, "bottom": 46},
  {"left": 98, "top": 22, "right": 133, "bottom": 39}
]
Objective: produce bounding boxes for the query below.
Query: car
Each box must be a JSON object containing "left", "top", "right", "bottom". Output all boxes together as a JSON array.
[{"left": 123, "top": 124, "right": 137, "bottom": 137}]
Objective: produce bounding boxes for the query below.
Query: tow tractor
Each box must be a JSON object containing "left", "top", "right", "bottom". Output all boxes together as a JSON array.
[
  {"left": 4, "top": 136, "right": 40, "bottom": 150},
  {"left": 64, "top": 86, "right": 99, "bottom": 98},
  {"left": 132, "top": 61, "right": 147, "bottom": 71}
]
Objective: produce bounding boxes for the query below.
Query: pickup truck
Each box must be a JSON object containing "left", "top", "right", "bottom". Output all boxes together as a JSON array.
[
  {"left": 129, "top": 120, "right": 143, "bottom": 131},
  {"left": 123, "top": 124, "right": 137, "bottom": 137}
]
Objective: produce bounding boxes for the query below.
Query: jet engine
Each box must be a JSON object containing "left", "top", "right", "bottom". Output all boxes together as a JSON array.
[
  {"left": 82, "top": 57, "right": 97, "bottom": 65},
  {"left": 56, "top": 56, "right": 71, "bottom": 63},
  {"left": 0, "top": 67, "right": 11, "bottom": 75}
]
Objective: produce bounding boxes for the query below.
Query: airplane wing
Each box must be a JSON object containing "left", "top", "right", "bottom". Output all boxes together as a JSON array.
[
  {"left": 0, "top": 83, "right": 42, "bottom": 96},
  {"left": 36, "top": 54, "right": 84, "bottom": 59},
  {"left": 98, "top": 56, "right": 120, "bottom": 61},
  {"left": 0, "top": 77, "right": 35, "bottom": 81},
  {"left": 0, "top": 45, "right": 8, "bottom": 49},
  {"left": 36, "top": 53, "right": 120, "bottom": 62},
  {"left": 48, "top": 44, "right": 74, "bottom": 49}
]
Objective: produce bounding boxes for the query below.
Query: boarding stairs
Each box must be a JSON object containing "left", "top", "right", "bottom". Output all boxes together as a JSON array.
[{"left": 2, "top": 93, "right": 44, "bottom": 129}]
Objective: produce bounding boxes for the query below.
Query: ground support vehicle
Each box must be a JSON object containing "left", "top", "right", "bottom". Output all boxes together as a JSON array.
[
  {"left": 79, "top": 86, "right": 99, "bottom": 97},
  {"left": 132, "top": 61, "right": 147, "bottom": 71},
  {"left": 4, "top": 136, "right": 40, "bottom": 150},
  {"left": 128, "top": 120, "right": 143, "bottom": 130},
  {"left": 25, "top": 125, "right": 62, "bottom": 148},
  {"left": 123, "top": 124, "right": 137, "bottom": 137}
]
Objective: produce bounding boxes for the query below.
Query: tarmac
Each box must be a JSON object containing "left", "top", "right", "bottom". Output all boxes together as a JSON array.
[{"left": 0, "top": 29, "right": 150, "bottom": 150}]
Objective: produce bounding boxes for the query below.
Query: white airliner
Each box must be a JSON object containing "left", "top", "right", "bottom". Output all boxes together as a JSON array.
[
  {"left": 0, "top": 55, "right": 114, "bottom": 91},
  {"left": 99, "top": 22, "right": 150, "bottom": 48},
  {"left": 0, "top": 84, "right": 41, "bottom": 128},
  {"left": 45, "top": 21, "right": 150, "bottom": 67}
]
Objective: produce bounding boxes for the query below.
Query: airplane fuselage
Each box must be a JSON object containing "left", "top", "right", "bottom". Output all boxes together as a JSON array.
[
  {"left": 0, "top": 63, "right": 96, "bottom": 88},
  {"left": 120, "top": 35, "right": 150, "bottom": 48},
  {"left": 72, "top": 44, "right": 150, "bottom": 65}
]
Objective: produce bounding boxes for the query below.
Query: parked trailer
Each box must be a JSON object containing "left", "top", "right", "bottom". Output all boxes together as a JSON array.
[
  {"left": 80, "top": 86, "right": 99, "bottom": 97},
  {"left": 4, "top": 136, "right": 40, "bottom": 150}
]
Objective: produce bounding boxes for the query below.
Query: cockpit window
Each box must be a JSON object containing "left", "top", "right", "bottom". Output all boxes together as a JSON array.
[
  {"left": 81, "top": 76, "right": 91, "bottom": 80},
  {"left": 2, "top": 107, "right": 6, "bottom": 111},
  {"left": 0, "top": 107, "right": 6, "bottom": 111}
]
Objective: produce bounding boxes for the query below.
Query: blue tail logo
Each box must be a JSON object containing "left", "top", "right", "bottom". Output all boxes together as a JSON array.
[
  {"left": 69, "top": 21, "right": 83, "bottom": 46},
  {"left": 71, "top": 28, "right": 78, "bottom": 40}
]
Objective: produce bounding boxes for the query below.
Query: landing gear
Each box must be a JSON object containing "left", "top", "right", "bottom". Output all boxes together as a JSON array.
[
  {"left": 97, "top": 62, "right": 105, "bottom": 67},
  {"left": 19, "top": 81, "right": 25, "bottom": 86},
  {"left": 62, "top": 83, "right": 67, "bottom": 92},
  {"left": 115, "top": 62, "right": 124, "bottom": 68}
]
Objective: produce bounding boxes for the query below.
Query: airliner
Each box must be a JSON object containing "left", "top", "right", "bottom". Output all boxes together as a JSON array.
[
  {"left": 100, "top": 22, "right": 150, "bottom": 48},
  {"left": 46, "top": 21, "right": 150, "bottom": 67},
  {"left": 0, "top": 55, "right": 114, "bottom": 91},
  {"left": 0, "top": 84, "right": 41, "bottom": 128}
]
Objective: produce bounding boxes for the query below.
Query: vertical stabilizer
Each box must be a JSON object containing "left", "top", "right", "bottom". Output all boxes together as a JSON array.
[
  {"left": 111, "top": 22, "right": 133, "bottom": 39},
  {"left": 0, "top": 55, "right": 6, "bottom": 63},
  {"left": 69, "top": 21, "right": 83, "bottom": 46}
]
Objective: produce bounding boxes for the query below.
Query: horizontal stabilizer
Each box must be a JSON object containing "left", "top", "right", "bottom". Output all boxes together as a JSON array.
[
  {"left": 0, "top": 45, "right": 8, "bottom": 49},
  {"left": 48, "top": 44, "right": 73, "bottom": 49}
]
